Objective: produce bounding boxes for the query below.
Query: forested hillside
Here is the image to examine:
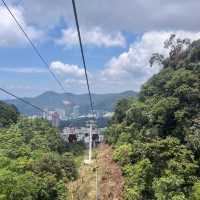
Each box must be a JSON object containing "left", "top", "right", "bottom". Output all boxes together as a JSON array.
[
  {"left": 0, "top": 101, "right": 19, "bottom": 127},
  {"left": 0, "top": 116, "right": 84, "bottom": 199},
  {"left": 105, "top": 36, "right": 200, "bottom": 199}
]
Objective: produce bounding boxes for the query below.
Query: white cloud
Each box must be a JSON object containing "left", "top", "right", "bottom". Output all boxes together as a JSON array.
[
  {"left": 49, "top": 31, "right": 200, "bottom": 93},
  {"left": 56, "top": 27, "right": 126, "bottom": 48},
  {"left": 50, "top": 61, "right": 85, "bottom": 78},
  {"left": 3, "top": 0, "right": 200, "bottom": 95},
  {"left": 65, "top": 79, "right": 86, "bottom": 85},
  {"left": 63, "top": 79, "right": 87, "bottom": 93},
  {"left": 21, "top": 0, "right": 200, "bottom": 32},
  {"left": 0, "top": 6, "right": 44, "bottom": 47},
  {"left": 101, "top": 31, "right": 200, "bottom": 91}
]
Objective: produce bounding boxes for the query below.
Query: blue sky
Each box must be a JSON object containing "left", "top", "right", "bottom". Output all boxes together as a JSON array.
[{"left": 1, "top": 0, "right": 200, "bottom": 99}]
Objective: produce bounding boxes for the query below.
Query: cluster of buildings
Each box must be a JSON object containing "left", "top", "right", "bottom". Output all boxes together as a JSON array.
[
  {"left": 28, "top": 111, "right": 61, "bottom": 127},
  {"left": 40, "top": 103, "right": 113, "bottom": 128},
  {"left": 28, "top": 101, "right": 111, "bottom": 146},
  {"left": 28, "top": 113, "right": 105, "bottom": 145},
  {"left": 40, "top": 103, "right": 80, "bottom": 127},
  {"left": 29, "top": 105, "right": 106, "bottom": 145},
  {"left": 43, "top": 104, "right": 80, "bottom": 121}
]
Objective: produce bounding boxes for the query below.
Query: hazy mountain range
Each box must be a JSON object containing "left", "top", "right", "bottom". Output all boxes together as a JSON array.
[{"left": 6, "top": 91, "right": 137, "bottom": 116}]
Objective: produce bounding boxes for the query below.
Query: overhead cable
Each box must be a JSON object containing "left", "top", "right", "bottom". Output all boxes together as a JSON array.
[
  {"left": 71, "top": 0, "right": 95, "bottom": 117},
  {"left": 0, "top": 87, "right": 47, "bottom": 114},
  {"left": 1, "top": 0, "right": 66, "bottom": 93}
]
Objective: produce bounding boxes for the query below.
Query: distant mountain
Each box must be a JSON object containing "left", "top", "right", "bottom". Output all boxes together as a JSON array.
[{"left": 6, "top": 91, "right": 137, "bottom": 116}]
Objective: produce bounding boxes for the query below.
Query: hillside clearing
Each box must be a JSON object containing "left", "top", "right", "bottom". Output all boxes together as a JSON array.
[{"left": 68, "top": 144, "right": 124, "bottom": 200}]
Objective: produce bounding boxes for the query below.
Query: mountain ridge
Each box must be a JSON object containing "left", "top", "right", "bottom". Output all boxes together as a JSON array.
[{"left": 6, "top": 90, "right": 137, "bottom": 116}]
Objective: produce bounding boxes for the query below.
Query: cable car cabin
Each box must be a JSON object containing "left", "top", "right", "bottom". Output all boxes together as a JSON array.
[
  {"left": 92, "top": 134, "right": 99, "bottom": 146},
  {"left": 68, "top": 134, "right": 77, "bottom": 143}
]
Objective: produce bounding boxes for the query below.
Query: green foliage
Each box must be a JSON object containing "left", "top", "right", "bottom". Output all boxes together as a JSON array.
[
  {"left": 0, "top": 118, "right": 78, "bottom": 199},
  {"left": 153, "top": 174, "right": 186, "bottom": 200},
  {"left": 191, "top": 181, "right": 200, "bottom": 200},
  {"left": 126, "top": 101, "right": 149, "bottom": 128},
  {"left": 65, "top": 142, "right": 85, "bottom": 156},
  {"left": 105, "top": 38, "right": 200, "bottom": 199},
  {"left": 0, "top": 101, "right": 19, "bottom": 127},
  {"left": 123, "top": 159, "right": 153, "bottom": 200},
  {"left": 105, "top": 123, "right": 127, "bottom": 144},
  {"left": 113, "top": 144, "right": 133, "bottom": 165},
  {"left": 112, "top": 98, "right": 133, "bottom": 124}
]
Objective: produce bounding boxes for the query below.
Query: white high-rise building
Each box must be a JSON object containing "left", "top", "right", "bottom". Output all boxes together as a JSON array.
[{"left": 51, "top": 112, "right": 60, "bottom": 127}]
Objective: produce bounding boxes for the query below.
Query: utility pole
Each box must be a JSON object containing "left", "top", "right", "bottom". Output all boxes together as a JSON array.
[
  {"left": 88, "top": 123, "right": 92, "bottom": 163},
  {"left": 84, "top": 121, "right": 93, "bottom": 164}
]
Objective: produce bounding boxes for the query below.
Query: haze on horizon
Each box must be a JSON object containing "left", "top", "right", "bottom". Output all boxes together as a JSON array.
[{"left": 1, "top": 90, "right": 136, "bottom": 101}]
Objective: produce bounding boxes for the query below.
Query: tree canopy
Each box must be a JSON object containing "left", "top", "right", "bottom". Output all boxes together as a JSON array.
[
  {"left": 0, "top": 101, "right": 19, "bottom": 127},
  {"left": 0, "top": 118, "right": 81, "bottom": 199},
  {"left": 105, "top": 36, "right": 200, "bottom": 199}
]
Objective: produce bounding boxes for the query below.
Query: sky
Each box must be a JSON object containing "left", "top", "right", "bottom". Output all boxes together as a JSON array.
[{"left": 1, "top": 0, "right": 200, "bottom": 99}]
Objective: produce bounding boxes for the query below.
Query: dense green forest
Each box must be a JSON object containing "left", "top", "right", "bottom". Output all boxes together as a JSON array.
[
  {"left": 0, "top": 106, "right": 84, "bottom": 199},
  {"left": 105, "top": 36, "right": 200, "bottom": 199},
  {"left": 0, "top": 101, "right": 19, "bottom": 128}
]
